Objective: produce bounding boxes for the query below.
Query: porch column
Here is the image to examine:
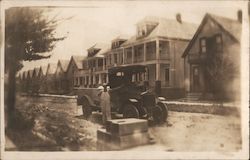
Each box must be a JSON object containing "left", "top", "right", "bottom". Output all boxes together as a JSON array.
[
  {"left": 155, "top": 39, "right": 161, "bottom": 95},
  {"left": 122, "top": 48, "right": 125, "bottom": 64},
  {"left": 132, "top": 46, "right": 134, "bottom": 63},
  {"left": 93, "top": 74, "right": 96, "bottom": 86},
  {"left": 106, "top": 73, "right": 109, "bottom": 84},
  {"left": 95, "top": 59, "right": 98, "bottom": 70},
  {"left": 143, "top": 43, "right": 146, "bottom": 62},
  {"left": 89, "top": 75, "right": 91, "bottom": 88},
  {"left": 99, "top": 74, "right": 102, "bottom": 84},
  {"left": 103, "top": 58, "right": 105, "bottom": 71}
]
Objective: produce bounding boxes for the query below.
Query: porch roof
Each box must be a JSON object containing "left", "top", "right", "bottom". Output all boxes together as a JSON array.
[{"left": 121, "top": 16, "right": 198, "bottom": 47}]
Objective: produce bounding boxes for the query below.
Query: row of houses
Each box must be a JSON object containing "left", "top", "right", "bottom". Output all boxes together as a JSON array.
[{"left": 18, "top": 12, "right": 242, "bottom": 100}]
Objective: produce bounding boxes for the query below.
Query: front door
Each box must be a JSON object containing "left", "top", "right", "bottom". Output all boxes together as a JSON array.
[{"left": 192, "top": 66, "right": 200, "bottom": 92}]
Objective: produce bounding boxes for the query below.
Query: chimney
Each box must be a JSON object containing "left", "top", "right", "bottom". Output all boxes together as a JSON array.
[
  {"left": 176, "top": 13, "right": 182, "bottom": 23},
  {"left": 237, "top": 10, "right": 242, "bottom": 23}
]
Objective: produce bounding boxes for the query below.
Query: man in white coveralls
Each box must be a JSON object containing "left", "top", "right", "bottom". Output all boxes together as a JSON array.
[{"left": 99, "top": 84, "right": 111, "bottom": 125}]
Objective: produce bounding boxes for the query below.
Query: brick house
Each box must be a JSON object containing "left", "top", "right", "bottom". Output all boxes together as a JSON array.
[
  {"left": 66, "top": 55, "right": 85, "bottom": 92},
  {"left": 108, "top": 15, "right": 197, "bottom": 98},
  {"left": 45, "top": 63, "right": 57, "bottom": 94},
  {"left": 26, "top": 69, "right": 34, "bottom": 93},
  {"left": 55, "top": 59, "right": 70, "bottom": 94},
  {"left": 182, "top": 12, "right": 242, "bottom": 100},
  {"left": 38, "top": 65, "right": 48, "bottom": 93},
  {"left": 31, "top": 67, "right": 40, "bottom": 94}
]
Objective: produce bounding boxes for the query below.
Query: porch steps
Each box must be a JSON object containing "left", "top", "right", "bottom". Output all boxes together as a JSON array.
[{"left": 180, "top": 92, "right": 202, "bottom": 102}]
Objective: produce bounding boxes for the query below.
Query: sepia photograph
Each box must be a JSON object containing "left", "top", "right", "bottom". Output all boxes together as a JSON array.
[{"left": 0, "top": 0, "right": 249, "bottom": 159}]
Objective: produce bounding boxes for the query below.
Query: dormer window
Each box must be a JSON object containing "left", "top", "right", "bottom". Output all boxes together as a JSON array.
[{"left": 137, "top": 25, "right": 147, "bottom": 37}]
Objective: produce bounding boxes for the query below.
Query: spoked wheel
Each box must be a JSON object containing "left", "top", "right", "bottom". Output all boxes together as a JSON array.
[
  {"left": 82, "top": 104, "right": 92, "bottom": 119},
  {"left": 157, "top": 102, "right": 168, "bottom": 122},
  {"left": 123, "top": 104, "right": 139, "bottom": 119},
  {"left": 152, "top": 105, "right": 164, "bottom": 124}
]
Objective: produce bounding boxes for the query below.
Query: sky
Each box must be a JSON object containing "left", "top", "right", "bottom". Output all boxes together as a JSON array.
[{"left": 13, "top": 1, "right": 243, "bottom": 72}]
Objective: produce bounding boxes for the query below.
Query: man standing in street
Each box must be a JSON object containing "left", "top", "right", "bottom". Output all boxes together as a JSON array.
[{"left": 99, "top": 84, "right": 111, "bottom": 125}]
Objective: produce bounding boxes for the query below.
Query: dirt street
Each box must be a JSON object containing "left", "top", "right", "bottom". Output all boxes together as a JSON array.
[
  {"left": 5, "top": 95, "right": 241, "bottom": 151},
  {"left": 147, "top": 112, "right": 241, "bottom": 152}
]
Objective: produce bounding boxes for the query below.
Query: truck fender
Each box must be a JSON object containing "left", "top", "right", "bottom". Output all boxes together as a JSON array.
[
  {"left": 157, "top": 101, "right": 168, "bottom": 120},
  {"left": 77, "top": 94, "right": 95, "bottom": 107}
]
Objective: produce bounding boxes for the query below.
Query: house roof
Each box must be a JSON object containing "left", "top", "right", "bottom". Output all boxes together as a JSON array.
[
  {"left": 47, "top": 63, "right": 57, "bottom": 75},
  {"left": 87, "top": 43, "right": 110, "bottom": 58},
  {"left": 121, "top": 16, "right": 198, "bottom": 46},
  {"left": 209, "top": 13, "right": 241, "bottom": 41},
  {"left": 111, "top": 34, "right": 130, "bottom": 42},
  {"left": 34, "top": 67, "right": 40, "bottom": 77},
  {"left": 40, "top": 65, "right": 47, "bottom": 76},
  {"left": 28, "top": 69, "right": 34, "bottom": 78},
  {"left": 182, "top": 13, "right": 242, "bottom": 57},
  {"left": 72, "top": 55, "right": 85, "bottom": 69},
  {"left": 22, "top": 71, "right": 26, "bottom": 79},
  {"left": 58, "top": 59, "right": 70, "bottom": 72},
  {"left": 18, "top": 72, "right": 22, "bottom": 79},
  {"left": 24, "top": 71, "right": 29, "bottom": 79}
]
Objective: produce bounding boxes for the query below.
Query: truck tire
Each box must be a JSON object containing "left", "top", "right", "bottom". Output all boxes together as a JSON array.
[
  {"left": 82, "top": 104, "right": 92, "bottom": 119},
  {"left": 152, "top": 105, "right": 164, "bottom": 124},
  {"left": 157, "top": 102, "right": 168, "bottom": 121},
  {"left": 123, "top": 104, "right": 139, "bottom": 119}
]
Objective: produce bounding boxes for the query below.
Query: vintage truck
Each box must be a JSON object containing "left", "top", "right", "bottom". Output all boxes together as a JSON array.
[{"left": 76, "top": 65, "right": 168, "bottom": 123}]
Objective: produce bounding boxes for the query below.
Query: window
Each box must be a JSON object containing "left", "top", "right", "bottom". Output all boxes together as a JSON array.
[
  {"left": 80, "top": 77, "right": 83, "bottom": 85},
  {"left": 75, "top": 77, "right": 78, "bottom": 86},
  {"left": 98, "top": 59, "right": 103, "bottom": 67},
  {"left": 96, "top": 75, "right": 99, "bottom": 84},
  {"left": 165, "top": 68, "right": 170, "bottom": 86},
  {"left": 86, "top": 76, "right": 89, "bottom": 85},
  {"left": 159, "top": 41, "right": 170, "bottom": 59},
  {"left": 200, "top": 38, "right": 207, "bottom": 53},
  {"left": 103, "top": 74, "right": 107, "bottom": 83},
  {"left": 114, "top": 54, "right": 118, "bottom": 64},
  {"left": 72, "top": 66, "right": 75, "bottom": 74},
  {"left": 116, "top": 72, "right": 124, "bottom": 76},
  {"left": 119, "top": 52, "right": 123, "bottom": 64},
  {"left": 109, "top": 55, "right": 112, "bottom": 65},
  {"left": 215, "top": 34, "right": 222, "bottom": 52}
]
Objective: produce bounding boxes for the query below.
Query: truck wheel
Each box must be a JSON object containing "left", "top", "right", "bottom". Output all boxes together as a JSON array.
[
  {"left": 157, "top": 102, "right": 168, "bottom": 121},
  {"left": 152, "top": 105, "right": 164, "bottom": 124},
  {"left": 123, "top": 104, "right": 139, "bottom": 119},
  {"left": 82, "top": 104, "right": 92, "bottom": 119}
]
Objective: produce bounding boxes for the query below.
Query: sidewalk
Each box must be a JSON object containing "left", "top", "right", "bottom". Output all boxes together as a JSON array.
[{"left": 162, "top": 100, "right": 240, "bottom": 116}]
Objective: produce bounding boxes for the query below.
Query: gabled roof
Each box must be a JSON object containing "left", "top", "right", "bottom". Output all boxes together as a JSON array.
[
  {"left": 87, "top": 43, "right": 110, "bottom": 58},
  {"left": 122, "top": 16, "right": 198, "bottom": 46},
  {"left": 46, "top": 63, "right": 57, "bottom": 75},
  {"left": 22, "top": 71, "right": 26, "bottom": 79},
  {"left": 18, "top": 72, "right": 22, "bottom": 79},
  {"left": 182, "top": 13, "right": 242, "bottom": 57},
  {"left": 208, "top": 13, "right": 241, "bottom": 41},
  {"left": 28, "top": 69, "right": 34, "bottom": 78},
  {"left": 34, "top": 67, "right": 40, "bottom": 77},
  {"left": 111, "top": 34, "right": 130, "bottom": 42},
  {"left": 59, "top": 60, "right": 70, "bottom": 72},
  {"left": 71, "top": 55, "right": 85, "bottom": 69},
  {"left": 24, "top": 71, "right": 29, "bottom": 79},
  {"left": 88, "top": 43, "right": 109, "bottom": 51},
  {"left": 40, "top": 65, "right": 47, "bottom": 76}
]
